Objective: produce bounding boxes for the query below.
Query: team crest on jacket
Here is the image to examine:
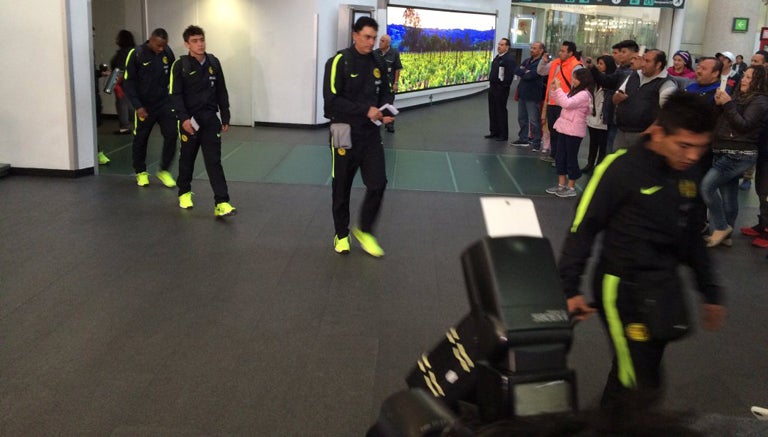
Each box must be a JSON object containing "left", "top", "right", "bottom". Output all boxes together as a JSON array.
[
  {"left": 162, "top": 56, "right": 169, "bottom": 64},
  {"left": 337, "top": 148, "right": 346, "bottom": 156},
  {"left": 209, "top": 66, "right": 214, "bottom": 75},
  {"left": 373, "top": 68, "right": 381, "bottom": 79},
  {"left": 626, "top": 323, "right": 650, "bottom": 342},
  {"left": 181, "top": 134, "right": 188, "bottom": 142},
  {"left": 679, "top": 179, "right": 697, "bottom": 198}
]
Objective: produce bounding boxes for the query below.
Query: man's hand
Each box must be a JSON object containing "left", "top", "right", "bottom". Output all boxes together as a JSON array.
[
  {"left": 136, "top": 107, "right": 149, "bottom": 121},
  {"left": 567, "top": 295, "right": 596, "bottom": 322},
  {"left": 182, "top": 119, "right": 195, "bottom": 135},
  {"left": 221, "top": 124, "right": 229, "bottom": 133},
  {"left": 382, "top": 116, "right": 395, "bottom": 125},
  {"left": 701, "top": 304, "right": 726, "bottom": 331},
  {"left": 367, "top": 106, "right": 383, "bottom": 122},
  {"left": 612, "top": 90, "right": 628, "bottom": 105},
  {"left": 551, "top": 77, "right": 561, "bottom": 90},
  {"left": 392, "top": 84, "right": 398, "bottom": 93}
]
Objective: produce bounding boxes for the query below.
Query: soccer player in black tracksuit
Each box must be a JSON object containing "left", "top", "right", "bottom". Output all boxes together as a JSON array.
[
  {"left": 123, "top": 28, "right": 178, "bottom": 188},
  {"left": 169, "top": 25, "right": 235, "bottom": 218},
  {"left": 559, "top": 92, "right": 726, "bottom": 422},
  {"left": 323, "top": 17, "right": 394, "bottom": 257}
]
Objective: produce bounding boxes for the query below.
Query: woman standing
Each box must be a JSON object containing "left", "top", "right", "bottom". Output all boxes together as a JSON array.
[
  {"left": 702, "top": 65, "right": 768, "bottom": 247},
  {"left": 582, "top": 55, "right": 617, "bottom": 174},
  {"left": 110, "top": 29, "right": 136, "bottom": 134},
  {"left": 545, "top": 68, "right": 594, "bottom": 197}
]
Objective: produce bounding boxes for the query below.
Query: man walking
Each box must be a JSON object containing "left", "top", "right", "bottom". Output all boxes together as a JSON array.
[
  {"left": 562, "top": 92, "right": 726, "bottom": 420},
  {"left": 169, "top": 25, "right": 236, "bottom": 218},
  {"left": 323, "top": 17, "right": 394, "bottom": 257},
  {"left": 484, "top": 38, "right": 516, "bottom": 142},
  {"left": 123, "top": 28, "right": 177, "bottom": 188}
]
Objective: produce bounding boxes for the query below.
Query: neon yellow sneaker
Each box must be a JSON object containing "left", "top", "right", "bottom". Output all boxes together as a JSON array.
[
  {"left": 98, "top": 151, "right": 110, "bottom": 165},
  {"left": 352, "top": 227, "right": 384, "bottom": 257},
  {"left": 179, "top": 192, "right": 194, "bottom": 209},
  {"left": 156, "top": 170, "right": 177, "bottom": 188},
  {"left": 214, "top": 202, "right": 237, "bottom": 217},
  {"left": 136, "top": 172, "right": 150, "bottom": 186},
  {"left": 334, "top": 235, "right": 350, "bottom": 254}
]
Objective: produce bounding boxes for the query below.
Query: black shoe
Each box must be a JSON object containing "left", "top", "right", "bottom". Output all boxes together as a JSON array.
[
  {"left": 484, "top": 134, "right": 498, "bottom": 139},
  {"left": 386, "top": 125, "right": 395, "bottom": 133},
  {"left": 496, "top": 137, "right": 508, "bottom": 142},
  {"left": 510, "top": 139, "right": 529, "bottom": 146},
  {"left": 114, "top": 129, "right": 130, "bottom": 135}
]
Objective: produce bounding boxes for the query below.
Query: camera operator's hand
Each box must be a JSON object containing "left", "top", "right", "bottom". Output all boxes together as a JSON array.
[{"left": 567, "top": 295, "right": 596, "bottom": 322}]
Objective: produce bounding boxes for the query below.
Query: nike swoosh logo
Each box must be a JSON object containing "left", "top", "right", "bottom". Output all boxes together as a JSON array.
[
  {"left": 640, "top": 186, "right": 663, "bottom": 195},
  {"left": 350, "top": 74, "right": 359, "bottom": 77},
  {"left": 142, "top": 62, "right": 151, "bottom": 66},
  {"left": 190, "top": 71, "right": 197, "bottom": 75}
]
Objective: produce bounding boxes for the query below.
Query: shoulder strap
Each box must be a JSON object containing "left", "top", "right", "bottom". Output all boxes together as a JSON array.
[{"left": 207, "top": 54, "right": 221, "bottom": 73}]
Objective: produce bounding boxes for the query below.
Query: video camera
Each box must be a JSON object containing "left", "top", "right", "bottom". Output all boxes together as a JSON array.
[{"left": 368, "top": 235, "right": 577, "bottom": 436}]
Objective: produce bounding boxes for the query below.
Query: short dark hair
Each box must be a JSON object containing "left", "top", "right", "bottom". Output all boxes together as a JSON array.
[
  {"left": 612, "top": 40, "right": 640, "bottom": 52},
  {"left": 151, "top": 28, "right": 168, "bottom": 40},
  {"left": 698, "top": 56, "right": 723, "bottom": 75},
  {"left": 183, "top": 25, "right": 204, "bottom": 43},
  {"left": 500, "top": 38, "right": 510, "bottom": 47},
  {"left": 656, "top": 91, "right": 716, "bottom": 135},
  {"left": 353, "top": 16, "right": 378, "bottom": 33},
  {"left": 755, "top": 50, "right": 768, "bottom": 62},
  {"left": 648, "top": 49, "right": 667, "bottom": 70},
  {"left": 562, "top": 41, "right": 577, "bottom": 55}
]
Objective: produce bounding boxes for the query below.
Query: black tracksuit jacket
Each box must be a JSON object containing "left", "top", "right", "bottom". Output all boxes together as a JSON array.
[
  {"left": 559, "top": 140, "right": 722, "bottom": 306},
  {"left": 123, "top": 43, "right": 175, "bottom": 110}
]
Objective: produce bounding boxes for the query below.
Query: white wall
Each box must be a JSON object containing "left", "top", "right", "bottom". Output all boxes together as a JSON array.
[{"left": 0, "top": 0, "right": 93, "bottom": 170}]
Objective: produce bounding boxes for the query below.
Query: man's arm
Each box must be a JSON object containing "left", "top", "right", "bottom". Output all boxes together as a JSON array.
[
  {"left": 322, "top": 53, "right": 367, "bottom": 119},
  {"left": 122, "top": 48, "right": 143, "bottom": 110},
  {"left": 502, "top": 55, "right": 516, "bottom": 87},
  {"left": 215, "top": 59, "right": 231, "bottom": 127},
  {"left": 559, "top": 150, "right": 628, "bottom": 298},
  {"left": 658, "top": 79, "right": 677, "bottom": 106},
  {"left": 168, "top": 59, "right": 190, "bottom": 128}
]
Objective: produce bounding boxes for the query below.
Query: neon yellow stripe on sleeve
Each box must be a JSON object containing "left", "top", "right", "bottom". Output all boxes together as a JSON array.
[
  {"left": 570, "top": 149, "right": 627, "bottom": 233},
  {"left": 330, "top": 54, "right": 343, "bottom": 95}
]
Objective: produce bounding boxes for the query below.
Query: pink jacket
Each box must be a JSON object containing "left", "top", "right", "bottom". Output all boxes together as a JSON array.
[{"left": 551, "top": 88, "right": 591, "bottom": 138}]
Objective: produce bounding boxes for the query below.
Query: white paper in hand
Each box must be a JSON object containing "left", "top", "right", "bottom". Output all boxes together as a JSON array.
[
  {"left": 480, "top": 197, "right": 542, "bottom": 238},
  {"left": 190, "top": 117, "right": 200, "bottom": 132},
  {"left": 371, "top": 103, "right": 399, "bottom": 126}
]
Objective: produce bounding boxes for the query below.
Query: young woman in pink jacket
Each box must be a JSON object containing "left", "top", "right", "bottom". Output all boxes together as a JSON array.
[{"left": 545, "top": 68, "right": 594, "bottom": 197}]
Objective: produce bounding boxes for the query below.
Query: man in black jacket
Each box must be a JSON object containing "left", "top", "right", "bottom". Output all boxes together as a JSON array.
[
  {"left": 561, "top": 92, "right": 726, "bottom": 418},
  {"left": 169, "top": 25, "right": 235, "bottom": 218},
  {"left": 123, "top": 28, "right": 177, "bottom": 188},
  {"left": 323, "top": 17, "right": 394, "bottom": 257},
  {"left": 484, "top": 38, "right": 516, "bottom": 141}
]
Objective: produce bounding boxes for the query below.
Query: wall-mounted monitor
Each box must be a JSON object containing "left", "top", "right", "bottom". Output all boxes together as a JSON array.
[{"left": 387, "top": 5, "right": 496, "bottom": 93}]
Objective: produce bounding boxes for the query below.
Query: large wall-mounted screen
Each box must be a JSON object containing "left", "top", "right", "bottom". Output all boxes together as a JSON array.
[{"left": 387, "top": 6, "right": 496, "bottom": 93}]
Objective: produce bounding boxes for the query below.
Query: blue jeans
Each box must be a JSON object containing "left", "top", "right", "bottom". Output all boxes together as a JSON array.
[
  {"left": 701, "top": 152, "right": 758, "bottom": 230},
  {"left": 517, "top": 99, "right": 542, "bottom": 148}
]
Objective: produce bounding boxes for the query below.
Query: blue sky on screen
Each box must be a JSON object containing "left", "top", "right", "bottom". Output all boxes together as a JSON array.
[{"left": 388, "top": 6, "right": 495, "bottom": 31}]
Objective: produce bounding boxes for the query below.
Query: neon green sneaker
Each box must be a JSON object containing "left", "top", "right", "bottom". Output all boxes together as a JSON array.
[
  {"left": 179, "top": 192, "right": 194, "bottom": 209},
  {"left": 352, "top": 227, "right": 384, "bottom": 258},
  {"left": 156, "top": 170, "right": 177, "bottom": 188},
  {"left": 136, "top": 172, "right": 150, "bottom": 186},
  {"left": 214, "top": 202, "right": 237, "bottom": 217},
  {"left": 334, "top": 235, "right": 350, "bottom": 254},
  {"left": 98, "top": 151, "right": 110, "bottom": 165}
]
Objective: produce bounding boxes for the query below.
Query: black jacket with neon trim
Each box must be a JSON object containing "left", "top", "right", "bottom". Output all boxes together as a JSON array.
[
  {"left": 558, "top": 141, "right": 722, "bottom": 305},
  {"left": 123, "top": 43, "right": 175, "bottom": 110},
  {"left": 323, "top": 47, "right": 394, "bottom": 128},
  {"left": 169, "top": 53, "right": 230, "bottom": 125}
]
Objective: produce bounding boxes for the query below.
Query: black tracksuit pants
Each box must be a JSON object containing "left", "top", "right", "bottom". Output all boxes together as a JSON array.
[
  {"left": 177, "top": 112, "right": 229, "bottom": 205},
  {"left": 132, "top": 102, "right": 178, "bottom": 173},
  {"left": 331, "top": 126, "right": 386, "bottom": 238}
]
